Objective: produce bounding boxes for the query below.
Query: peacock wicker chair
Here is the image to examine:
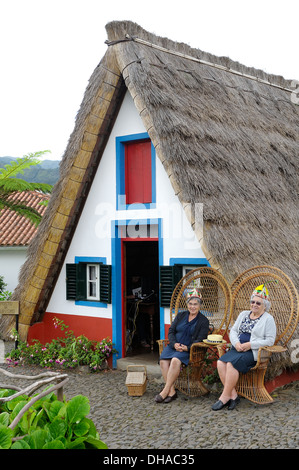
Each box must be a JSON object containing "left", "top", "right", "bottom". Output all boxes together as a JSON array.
[
  {"left": 230, "top": 265, "right": 299, "bottom": 404},
  {"left": 157, "top": 267, "right": 232, "bottom": 397}
]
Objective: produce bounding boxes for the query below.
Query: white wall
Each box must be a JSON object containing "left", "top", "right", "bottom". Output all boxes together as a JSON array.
[
  {"left": 0, "top": 247, "right": 27, "bottom": 294},
  {"left": 47, "top": 92, "right": 206, "bottom": 320}
]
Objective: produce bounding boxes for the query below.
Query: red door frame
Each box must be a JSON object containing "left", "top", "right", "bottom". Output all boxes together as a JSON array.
[{"left": 121, "top": 236, "right": 159, "bottom": 357}]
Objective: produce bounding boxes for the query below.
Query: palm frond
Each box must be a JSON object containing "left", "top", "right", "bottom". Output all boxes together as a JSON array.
[
  {"left": 0, "top": 150, "right": 51, "bottom": 180},
  {"left": 0, "top": 199, "right": 42, "bottom": 226},
  {"left": 0, "top": 150, "right": 52, "bottom": 226}
]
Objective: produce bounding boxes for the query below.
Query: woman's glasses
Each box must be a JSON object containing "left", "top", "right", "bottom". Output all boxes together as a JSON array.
[{"left": 250, "top": 300, "right": 262, "bottom": 306}]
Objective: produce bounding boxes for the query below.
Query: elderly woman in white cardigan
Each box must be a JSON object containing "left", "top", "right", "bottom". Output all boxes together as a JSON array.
[{"left": 212, "top": 284, "right": 276, "bottom": 411}]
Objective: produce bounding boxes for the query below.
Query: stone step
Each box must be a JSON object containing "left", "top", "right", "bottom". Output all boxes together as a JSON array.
[{"left": 117, "top": 352, "right": 161, "bottom": 377}]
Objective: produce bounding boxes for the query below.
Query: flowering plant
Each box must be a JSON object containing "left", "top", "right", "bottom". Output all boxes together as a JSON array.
[{"left": 6, "top": 318, "right": 117, "bottom": 372}]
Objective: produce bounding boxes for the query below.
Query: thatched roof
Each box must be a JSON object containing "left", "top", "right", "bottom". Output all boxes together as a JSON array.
[{"left": 3, "top": 22, "right": 298, "bottom": 367}]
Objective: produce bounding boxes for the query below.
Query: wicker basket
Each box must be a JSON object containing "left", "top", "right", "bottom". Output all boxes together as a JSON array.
[{"left": 125, "top": 365, "right": 147, "bottom": 396}]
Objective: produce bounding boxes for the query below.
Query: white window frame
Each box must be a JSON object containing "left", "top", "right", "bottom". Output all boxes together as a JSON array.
[
  {"left": 86, "top": 264, "right": 100, "bottom": 300},
  {"left": 182, "top": 265, "right": 196, "bottom": 277}
]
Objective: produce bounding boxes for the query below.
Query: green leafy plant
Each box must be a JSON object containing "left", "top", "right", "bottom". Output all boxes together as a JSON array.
[
  {"left": 0, "top": 291, "right": 12, "bottom": 301},
  {"left": 0, "top": 389, "right": 107, "bottom": 449},
  {"left": 0, "top": 150, "right": 52, "bottom": 226},
  {"left": 6, "top": 318, "right": 117, "bottom": 372},
  {"left": 202, "top": 349, "right": 220, "bottom": 384},
  {"left": 0, "top": 275, "right": 7, "bottom": 293},
  {"left": 0, "top": 275, "right": 11, "bottom": 300}
]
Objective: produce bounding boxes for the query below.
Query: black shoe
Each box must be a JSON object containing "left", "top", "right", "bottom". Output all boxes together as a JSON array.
[
  {"left": 211, "top": 399, "right": 231, "bottom": 411},
  {"left": 164, "top": 392, "right": 178, "bottom": 403},
  {"left": 228, "top": 397, "right": 240, "bottom": 410},
  {"left": 154, "top": 394, "right": 165, "bottom": 403}
]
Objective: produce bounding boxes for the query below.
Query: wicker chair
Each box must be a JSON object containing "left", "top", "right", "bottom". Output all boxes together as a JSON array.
[
  {"left": 157, "top": 267, "right": 232, "bottom": 397},
  {"left": 230, "top": 265, "right": 299, "bottom": 404}
]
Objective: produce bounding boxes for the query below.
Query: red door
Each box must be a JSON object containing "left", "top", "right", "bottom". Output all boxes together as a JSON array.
[{"left": 125, "top": 141, "right": 152, "bottom": 204}]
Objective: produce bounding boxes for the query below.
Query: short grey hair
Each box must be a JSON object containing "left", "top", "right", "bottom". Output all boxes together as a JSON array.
[
  {"left": 186, "top": 297, "right": 202, "bottom": 305},
  {"left": 251, "top": 294, "right": 271, "bottom": 313}
]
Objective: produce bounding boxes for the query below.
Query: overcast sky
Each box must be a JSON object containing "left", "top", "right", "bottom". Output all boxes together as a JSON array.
[{"left": 1, "top": 0, "right": 298, "bottom": 161}]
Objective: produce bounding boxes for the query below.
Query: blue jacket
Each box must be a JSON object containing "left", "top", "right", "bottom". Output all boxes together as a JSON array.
[{"left": 168, "top": 310, "right": 210, "bottom": 351}]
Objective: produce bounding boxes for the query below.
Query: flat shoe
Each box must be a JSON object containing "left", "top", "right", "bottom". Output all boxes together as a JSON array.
[
  {"left": 211, "top": 399, "right": 231, "bottom": 411},
  {"left": 164, "top": 393, "right": 178, "bottom": 403},
  {"left": 228, "top": 397, "right": 240, "bottom": 410},
  {"left": 154, "top": 394, "right": 165, "bottom": 403}
]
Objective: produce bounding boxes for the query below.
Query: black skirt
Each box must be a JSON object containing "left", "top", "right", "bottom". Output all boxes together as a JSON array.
[{"left": 219, "top": 347, "right": 256, "bottom": 373}]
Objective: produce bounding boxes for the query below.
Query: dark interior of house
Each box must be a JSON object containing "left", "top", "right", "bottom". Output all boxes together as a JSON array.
[{"left": 125, "top": 241, "right": 160, "bottom": 355}]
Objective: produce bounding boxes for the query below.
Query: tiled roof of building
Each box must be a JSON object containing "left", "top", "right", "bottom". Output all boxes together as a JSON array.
[{"left": 0, "top": 191, "right": 49, "bottom": 246}]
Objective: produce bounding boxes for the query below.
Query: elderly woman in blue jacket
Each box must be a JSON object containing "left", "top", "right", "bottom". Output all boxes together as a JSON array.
[
  {"left": 212, "top": 284, "right": 276, "bottom": 411},
  {"left": 155, "top": 288, "right": 209, "bottom": 403}
]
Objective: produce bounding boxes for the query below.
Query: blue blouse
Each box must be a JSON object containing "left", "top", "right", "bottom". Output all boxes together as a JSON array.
[{"left": 238, "top": 312, "right": 262, "bottom": 343}]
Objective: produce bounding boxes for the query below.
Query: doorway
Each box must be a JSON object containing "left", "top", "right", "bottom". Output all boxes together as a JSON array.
[{"left": 122, "top": 240, "right": 160, "bottom": 356}]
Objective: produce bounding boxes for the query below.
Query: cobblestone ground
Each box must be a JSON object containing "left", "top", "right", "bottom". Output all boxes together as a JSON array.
[{"left": 0, "top": 364, "right": 298, "bottom": 450}]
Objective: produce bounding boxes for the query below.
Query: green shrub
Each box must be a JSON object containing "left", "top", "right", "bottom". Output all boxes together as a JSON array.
[
  {"left": 0, "top": 275, "right": 11, "bottom": 300},
  {"left": 202, "top": 349, "right": 220, "bottom": 384},
  {"left": 0, "top": 389, "right": 107, "bottom": 449}
]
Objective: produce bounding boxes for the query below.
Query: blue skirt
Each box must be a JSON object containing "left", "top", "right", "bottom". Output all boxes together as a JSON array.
[
  {"left": 159, "top": 313, "right": 198, "bottom": 366},
  {"left": 219, "top": 347, "right": 256, "bottom": 373},
  {"left": 159, "top": 345, "right": 190, "bottom": 366}
]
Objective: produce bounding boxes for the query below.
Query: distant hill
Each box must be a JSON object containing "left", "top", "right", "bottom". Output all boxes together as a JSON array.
[{"left": 0, "top": 157, "right": 60, "bottom": 185}]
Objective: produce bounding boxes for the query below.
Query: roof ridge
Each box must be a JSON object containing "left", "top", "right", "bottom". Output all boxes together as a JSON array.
[
  {"left": 105, "top": 20, "right": 295, "bottom": 89},
  {"left": 106, "top": 33, "right": 294, "bottom": 95}
]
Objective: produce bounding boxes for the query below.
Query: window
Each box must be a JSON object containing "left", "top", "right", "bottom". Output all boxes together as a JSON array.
[
  {"left": 86, "top": 264, "right": 99, "bottom": 300},
  {"left": 182, "top": 266, "right": 196, "bottom": 277},
  {"left": 66, "top": 259, "right": 111, "bottom": 305},
  {"left": 125, "top": 140, "right": 152, "bottom": 204},
  {"left": 116, "top": 133, "right": 156, "bottom": 210}
]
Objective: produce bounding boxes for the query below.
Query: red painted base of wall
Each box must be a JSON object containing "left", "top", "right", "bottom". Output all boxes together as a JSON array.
[
  {"left": 265, "top": 369, "right": 299, "bottom": 393},
  {"left": 28, "top": 312, "right": 112, "bottom": 346},
  {"left": 27, "top": 312, "right": 113, "bottom": 368}
]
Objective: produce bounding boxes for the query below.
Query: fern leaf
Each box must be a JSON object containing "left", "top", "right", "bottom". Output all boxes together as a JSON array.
[
  {"left": 27, "top": 182, "right": 52, "bottom": 194},
  {"left": 0, "top": 199, "right": 42, "bottom": 226},
  {"left": 0, "top": 150, "right": 52, "bottom": 226},
  {"left": 0, "top": 150, "right": 51, "bottom": 179},
  {"left": 0, "top": 178, "right": 37, "bottom": 193}
]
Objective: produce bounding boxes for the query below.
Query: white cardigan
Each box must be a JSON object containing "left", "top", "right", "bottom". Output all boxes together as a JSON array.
[{"left": 229, "top": 310, "right": 276, "bottom": 361}]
